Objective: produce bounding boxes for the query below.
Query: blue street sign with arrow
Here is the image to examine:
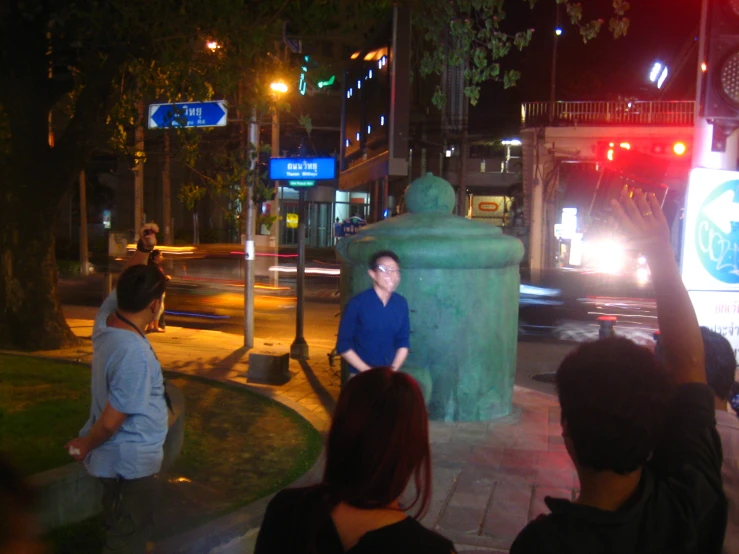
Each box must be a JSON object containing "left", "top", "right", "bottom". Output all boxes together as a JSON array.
[{"left": 148, "top": 101, "right": 228, "bottom": 129}]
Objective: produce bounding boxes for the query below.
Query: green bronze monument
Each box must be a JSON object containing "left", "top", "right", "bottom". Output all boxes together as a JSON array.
[{"left": 336, "top": 173, "right": 524, "bottom": 422}]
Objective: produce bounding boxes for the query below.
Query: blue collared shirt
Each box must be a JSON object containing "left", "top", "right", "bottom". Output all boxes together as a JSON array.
[
  {"left": 80, "top": 291, "right": 168, "bottom": 479},
  {"left": 336, "top": 288, "right": 410, "bottom": 374}
]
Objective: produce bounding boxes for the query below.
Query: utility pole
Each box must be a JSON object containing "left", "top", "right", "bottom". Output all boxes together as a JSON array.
[
  {"left": 457, "top": 98, "right": 469, "bottom": 217},
  {"left": 290, "top": 189, "right": 309, "bottom": 360},
  {"left": 134, "top": 101, "right": 145, "bottom": 238},
  {"left": 79, "top": 171, "right": 89, "bottom": 276},
  {"left": 271, "top": 107, "right": 280, "bottom": 287},
  {"left": 162, "top": 130, "right": 172, "bottom": 244},
  {"left": 244, "top": 105, "right": 258, "bottom": 349},
  {"left": 549, "top": 4, "right": 561, "bottom": 124}
]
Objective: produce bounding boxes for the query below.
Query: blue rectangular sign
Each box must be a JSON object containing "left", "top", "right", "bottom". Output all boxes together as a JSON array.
[
  {"left": 269, "top": 157, "right": 336, "bottom": 181},
  {"left": 148, "top": 101, "right": 228, "bottom": 129}
]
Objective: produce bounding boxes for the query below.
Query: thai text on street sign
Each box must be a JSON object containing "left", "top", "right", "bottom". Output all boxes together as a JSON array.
[
  {"left": 148, "top": 101, "right": 228, "bottom": 129},
  {"left": 269, "top": 157, "right": 336, "bottom": 181}
]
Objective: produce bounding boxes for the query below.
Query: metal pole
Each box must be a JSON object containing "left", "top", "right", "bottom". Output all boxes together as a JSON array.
[
  {"left": 134, "top": 102, "right": 145, "bottom": 239},
  {"left": 290, "top": 189, "right": 309, "bottom": 360},
  {"left": 79, "top": 170, "right": 89, "bottom": 276},
  {"left": 162, "top": 130, "right": 172, "bottom": 245},
  {"left": 244, "top": 106, "right": 258, "bottom": 349},
  {"left": 271, "top": 109, "right": 280, "bottom": 287},
  {"left": 457, "top": 99, "right": 469, "bottom": 217},
  {"left": 549, "top": 5, "right": 560, "bottom": 124}
]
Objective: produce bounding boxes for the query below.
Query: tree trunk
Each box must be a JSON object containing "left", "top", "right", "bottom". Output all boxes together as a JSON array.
[{"left": 0, "top": 185, "right": 78, "bottom": 350}]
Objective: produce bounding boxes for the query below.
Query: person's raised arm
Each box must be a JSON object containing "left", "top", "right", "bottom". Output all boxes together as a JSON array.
[
  {"left": 611, "top": 188, "right": 704, "bottom": 385},
  {"left": 126, "top": 223, "right": 159, "bottom": 269}
]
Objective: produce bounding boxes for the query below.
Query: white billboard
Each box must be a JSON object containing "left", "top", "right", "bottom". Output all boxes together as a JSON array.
[{"left": 682, "top": 168, "right": 739, "bottom": 358}]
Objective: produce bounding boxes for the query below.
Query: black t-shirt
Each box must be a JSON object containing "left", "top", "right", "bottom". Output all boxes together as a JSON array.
[
  {"left": 511, "top": 384, "right": 728, "bottom": 554},
  {"left": 254, "top": 486, "right": 455, "bottom": 554}
]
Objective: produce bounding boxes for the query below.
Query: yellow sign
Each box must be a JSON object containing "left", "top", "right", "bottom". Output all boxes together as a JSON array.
[{"left": 286, "top": 213, "right": 299, "bottom": 229}]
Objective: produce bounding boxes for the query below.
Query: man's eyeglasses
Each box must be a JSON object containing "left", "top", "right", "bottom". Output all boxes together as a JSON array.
[{"left": 375, "top": 265, "right": 400, "bottom": 274}]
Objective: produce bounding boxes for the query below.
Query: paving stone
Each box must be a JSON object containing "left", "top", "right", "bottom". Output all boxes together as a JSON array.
[
  {"left": 47, "top": 310, "right": 580, "bottom": 554},
  {"left": 438, "top": 505, "right": 486, "bottom": 535},
  {"left": 482, "top": 481, "right": 532, "bottom": 543},
  {"left": 530, "top": 486, "right": 571, "bottom": 521}
]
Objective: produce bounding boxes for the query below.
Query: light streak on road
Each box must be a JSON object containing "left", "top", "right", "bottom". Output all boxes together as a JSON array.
[
  {"left": 127, "top": 245, "right": 195, "bottom": 255},
  {"left": 228, "top": 251, "right": 299, "bottom": 258},
  {"left": 269, "top": 265, "right": 341, "bottom": 276}
]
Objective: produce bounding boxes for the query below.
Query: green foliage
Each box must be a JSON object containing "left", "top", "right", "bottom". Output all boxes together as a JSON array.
[
  {"left": 413, "top": 0, "right": 630, "bottom": 109},
  {"left": 178, "top": 182, "right": 207, "bottom": 213},
  {"left": 56, "top": 260, "right": 83, "bottom": 277},
  {"left": 257, "top": 213, "right": 279, "bottom": 233},
  {"left": 298, "top": 113, "right": 313, "bottom": 137}
]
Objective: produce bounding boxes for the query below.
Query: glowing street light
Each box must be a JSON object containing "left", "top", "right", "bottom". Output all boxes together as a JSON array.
[
  {"left": 270, "top": 81, "right": 289, "bottom": 94},
  {"left": 206, "top": 41, "right": 221, "bottom": 51},
  {"left": 555, "top": 28, "right": 563, "bottom": 36},
  {"left": 649, "top": 62, "right": 662, "bottom": 83},
  {"left": 649, "top": 61, "right": 669, "bottom": 89}
]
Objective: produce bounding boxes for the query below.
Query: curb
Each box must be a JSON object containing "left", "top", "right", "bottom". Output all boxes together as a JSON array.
[
  {"left": 153, "top": 369, "right": 329, "bottom": 554},
  {"left": 3, "top": 349, "right": 327, "bottom": 554}
]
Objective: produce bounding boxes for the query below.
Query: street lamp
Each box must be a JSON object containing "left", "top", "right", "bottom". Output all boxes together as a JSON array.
[
  {"left": 269, "top": 80, "right": 288, "bottom": 288},
  {"left": 270, "top": 80, "right": 288, "bottom": 94},
  {"left": 549, "top": 5, "right": 562, "bottom": 124},
  {"left": 648, "top": 61, "right": 669, "bottom": 89}
]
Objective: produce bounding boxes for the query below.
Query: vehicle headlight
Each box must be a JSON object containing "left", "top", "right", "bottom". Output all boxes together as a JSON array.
[{"left": 585, "top": 240, "right": 624, "bottom": 274}]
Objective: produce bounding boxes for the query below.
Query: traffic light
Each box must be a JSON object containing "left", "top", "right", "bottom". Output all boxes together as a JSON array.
[
  {"left": 700, "top": 0, "right": 739, "bottom": 120},
  {"left": 595, "top": 140, "right": 690, "bottom": 162}
]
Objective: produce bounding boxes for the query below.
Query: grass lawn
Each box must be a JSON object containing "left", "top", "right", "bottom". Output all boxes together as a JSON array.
[
  {"left": 0, "top": 355, "right": 91, "bottom": 475},
  {"left": 0, "top": 354, "right": 323, "bottom": 552}
]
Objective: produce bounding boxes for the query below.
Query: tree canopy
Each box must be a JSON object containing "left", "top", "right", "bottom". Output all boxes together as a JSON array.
[
  {"left": 0, "top": 0, "right": 630, "bottom": 349},
  {"left": 413, "top": 0, "right": 630, "bottom": 107}
]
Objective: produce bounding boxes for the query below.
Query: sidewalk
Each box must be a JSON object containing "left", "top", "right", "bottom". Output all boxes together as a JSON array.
[{"left": 37, "top": 307, "right": 576, "bottom": 554}]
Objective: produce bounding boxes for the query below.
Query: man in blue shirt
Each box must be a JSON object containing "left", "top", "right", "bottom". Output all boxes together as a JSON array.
[
  {"left": 336, "top": 250, "right": 410, "bottom": 375},
  {"left": 66, "top": 223, "right": 168, "bottom": 554}
]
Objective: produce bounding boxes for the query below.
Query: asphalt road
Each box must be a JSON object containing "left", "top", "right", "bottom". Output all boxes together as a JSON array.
[
  {"left": 58, "top": 273, "right": 342, "bottom": 343},
  {"left": 58, "top": 264, "right": 660, "bottom": 398}
]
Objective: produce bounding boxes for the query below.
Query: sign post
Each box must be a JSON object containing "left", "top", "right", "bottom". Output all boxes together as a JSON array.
[{"left": 270, "top": 157, "right": 336, "bottom": 360}]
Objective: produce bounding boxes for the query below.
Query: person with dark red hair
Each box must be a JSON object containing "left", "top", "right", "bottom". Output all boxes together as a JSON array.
[{"left": 254, "top": 367, "right": 455, "bottom": 554}]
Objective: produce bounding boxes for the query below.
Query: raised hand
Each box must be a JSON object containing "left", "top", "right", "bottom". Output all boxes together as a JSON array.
[
  {"left": 140, "top": 222, "right": 159, "bottom": 250},
  {"left": 609, "top": 186, "right": 670, "bottom": 253}
]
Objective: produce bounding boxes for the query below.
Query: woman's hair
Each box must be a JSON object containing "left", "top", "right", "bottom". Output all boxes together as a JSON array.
[{"left": 322, "top": 367, "right": 432, "bottom": 518}]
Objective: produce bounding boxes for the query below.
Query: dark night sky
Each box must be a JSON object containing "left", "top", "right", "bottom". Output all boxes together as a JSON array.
[{"left": 469, "top": 0, "right": 702, "bottom": 135}]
